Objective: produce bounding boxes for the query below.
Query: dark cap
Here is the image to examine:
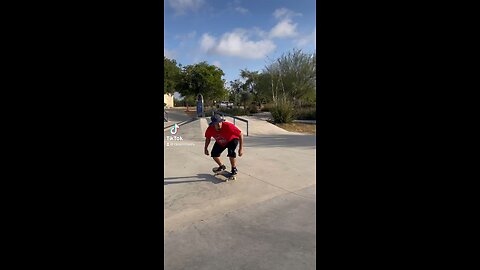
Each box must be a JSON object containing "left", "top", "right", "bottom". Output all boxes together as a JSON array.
[{"left": 209, "top": 114, "right": 225, "bottom": 126}]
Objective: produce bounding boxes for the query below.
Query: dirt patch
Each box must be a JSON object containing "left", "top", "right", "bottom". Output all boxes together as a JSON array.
[{"left": 275, "top": 123, "right": 316, "bottom": 134}]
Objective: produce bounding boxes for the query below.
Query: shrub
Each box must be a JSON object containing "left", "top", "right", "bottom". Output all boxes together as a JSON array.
[
  {"left": 211, "top": 107, "right": 248, "bottom": 117},
  {"left": 249, "top": 103, "right": 259, "bottom": 114},
  {"left": 294, "top": 107, "right": 316, "bottom": 120},
  {"left": 225, "top": 107, "right": 248, "bottom": 116},
  {"left": 271, "top": 102, "right": 295, "bottom": 123},
  {"left": 204, "top": 110, "right": 213, "bottom": 117},
  {"left": 261, "top": 103, "right": 274, "bottom": 112},
  {"left": 300, "top": 102, "right": 316, "bottom": 109}
]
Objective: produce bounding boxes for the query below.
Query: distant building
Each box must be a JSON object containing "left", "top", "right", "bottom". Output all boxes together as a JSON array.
[{"left": 164, "top": 93, "right": 174, "bottom": 108}]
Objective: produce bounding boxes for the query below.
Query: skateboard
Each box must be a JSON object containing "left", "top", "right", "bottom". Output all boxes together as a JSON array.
[{"left": 212, "top": 167, "right": 236, "bottom": 182}]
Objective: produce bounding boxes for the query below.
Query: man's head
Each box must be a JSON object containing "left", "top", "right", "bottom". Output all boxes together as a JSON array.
[{"left": 209, "top": 114, "right": 225, "bottom": 130}]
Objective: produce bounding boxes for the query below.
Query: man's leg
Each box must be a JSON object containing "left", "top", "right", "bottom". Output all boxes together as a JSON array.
[
  {"left": 226, "top": 139, "right": 239, "bottom": 174},
  {"left": 229, "top": 157, "right": 236, "bottom": 168},
  {"left": 211, "top": 143, "right": 226, "bottom": 170},
  {"left": 213, "top": 157, "right": 223, "bottom": 167}
]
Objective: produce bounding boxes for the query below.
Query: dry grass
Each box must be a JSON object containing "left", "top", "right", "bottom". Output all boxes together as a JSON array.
[{"left": 275, "top": 123, "right": 316, "bottom": 134}]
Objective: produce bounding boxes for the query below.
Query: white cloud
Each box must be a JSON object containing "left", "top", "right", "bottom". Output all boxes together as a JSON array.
[
  {"left": 168, "top": 0, "right": 205, "bottom": 15},
  {"left": 199, "top": 29, "right": 276, "bottom": 59},
  {"left": 212, "top": 61, "right": 221, "bottom": 67},
  {"left": 269, "top": 8, "right": 301, "bottom": 39},
  {"left": 270, "top": 19, "right": 298, "bottom": 38},
  {"left": 273, "top": 8, "right": 288, "bottom": 19},
  {"left": 295, "top": 28, "right": 316, "bottom": 47},
  {"left": 250, "top": 27, "right": 268, "bottom": 40},
  {"left": 200, "top": 33, "right": 217, "bottom": 51},
  {"left": 235, "top": 7, "right": 248, "bottom": 14},
  {"left": 273, "top": 8, "right": 302, "bottom": 19}
]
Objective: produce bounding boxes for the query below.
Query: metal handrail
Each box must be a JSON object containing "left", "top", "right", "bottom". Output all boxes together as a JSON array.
[{"left": 212, "top": 110, "right": 249, "bottom": 136}]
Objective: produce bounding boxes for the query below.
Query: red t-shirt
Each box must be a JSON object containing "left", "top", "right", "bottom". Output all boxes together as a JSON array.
[{"left": 205, "top": 121, "right": 241, "bottom": 147}]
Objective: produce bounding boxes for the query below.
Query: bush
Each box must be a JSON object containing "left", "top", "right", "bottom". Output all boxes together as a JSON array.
[
  {"left": 249, "top": 103, "right": 259, "bottom": 114},
  {"left": 294, "top": 107, "right": 316, "bottom": 120},
  {"left": 271, "top": 102, "right": 295, "bottom": 123},
  {"left": 224, "top": 107, "right": 248, "bottom": 116},
  {"left": 204, "top": 110, "right": 213, "bottom": 117},
  {"left": 197, "top": 107, "right": 247, "bottom": 118},
  {"left": 299, "top": 102, "right": 316, "bottom": 109},
  {"left": 261, "top": 103, "right": 274, "bottom": 112}
]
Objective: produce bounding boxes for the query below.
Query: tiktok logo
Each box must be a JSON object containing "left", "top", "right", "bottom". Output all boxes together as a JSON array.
[
  {"left": 166, "top": 123, "right": 183, "bottom": 144},
  {"left": 170, "top": 123, "right": 179, "bottom": 135}
]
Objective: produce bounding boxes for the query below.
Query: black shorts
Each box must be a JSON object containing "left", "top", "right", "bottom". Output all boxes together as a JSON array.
[{"left": 211, "top": 138, "right": 239, "bottom": 158}]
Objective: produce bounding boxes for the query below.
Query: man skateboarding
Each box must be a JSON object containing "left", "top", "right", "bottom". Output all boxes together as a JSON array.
[{"left": 204, "top": 114, "right": 244, "bottom": 177}]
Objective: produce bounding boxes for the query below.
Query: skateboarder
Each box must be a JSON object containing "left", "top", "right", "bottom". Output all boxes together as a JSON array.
[{"left": 204, "top": 114, "right": 244, "bottom": 176}]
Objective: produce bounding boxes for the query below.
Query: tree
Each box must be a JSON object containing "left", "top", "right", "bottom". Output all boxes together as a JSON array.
[
  {"left": 254, "top": 72, "right": 274, "bottom": 104},
  {"left": 164, "top": 57, "right": 181, "bottom": 95},
  {"left": 239, "top": 92, "right": 253, "bottom": 113},
  {"left": 228, "top": 79, "right": 243, "bottom": 106},
  {"left": 240, "top": 69, "right": 261, "bottom": 106},
  {"left": 263, "top": 49, "right": 316, "bottom": 106},
  {"left": 177, "top": 62, "right": 227, "bottom": 105}
]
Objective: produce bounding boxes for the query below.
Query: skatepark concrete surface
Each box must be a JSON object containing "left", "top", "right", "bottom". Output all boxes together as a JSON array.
[
  {"left": 164, "top": 113, "right": 316, "bottom": 270},
  {"left": 164, "top": 107, "right": 195, "bottom": 129}
]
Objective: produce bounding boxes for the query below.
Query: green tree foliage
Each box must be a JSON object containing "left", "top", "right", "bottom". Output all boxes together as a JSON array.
[
  {"left": 164, "top": 57, "right": 181, "bottom": 95},
  {"left": 264, "top": 49, "right": 316, "bottom": 106},
  {"left": 177, "top": 62, "right": 227, "bottom": 104},
  {"left": 240, "top": 91, "right": 253, "bottom": 113},
  {"left": 184, "top": 95, "right": 196, "bottom": 106},
  {"left": 228, "top": 79, "right": 243, "bottom": 106},
  {"left": 261, "top": 49, "right": 316, "bottom": 122},
  {"left": 239, "top": 69, "right": 261, "bottom": 106}
]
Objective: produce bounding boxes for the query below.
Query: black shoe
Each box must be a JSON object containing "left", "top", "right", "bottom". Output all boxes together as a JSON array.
[
  {"left": 213, "top": 165, "right": 226, "bottom": 172},
  {"left": 231, "top": 167, "right": 238, "bottom": 175}
]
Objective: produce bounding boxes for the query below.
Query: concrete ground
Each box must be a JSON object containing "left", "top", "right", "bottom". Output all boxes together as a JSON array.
[
  {"left": 164, "top": 112, "right": 316, "bottom": 270},
  {"left": 164, "top": 107, "right": 195, "bottom": 129}
]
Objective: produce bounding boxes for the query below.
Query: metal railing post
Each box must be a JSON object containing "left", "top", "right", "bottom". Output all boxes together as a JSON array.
[{"left": 214, "top": 110, "right": 249, "bottom": 136}]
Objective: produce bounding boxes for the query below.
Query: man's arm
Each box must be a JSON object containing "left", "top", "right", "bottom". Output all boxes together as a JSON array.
[
  {"left": 238, "top": 133, "right": 244, "bottom": 156},
  {"left": 204, "top": 137, "right": 211, "bottom": 155}
]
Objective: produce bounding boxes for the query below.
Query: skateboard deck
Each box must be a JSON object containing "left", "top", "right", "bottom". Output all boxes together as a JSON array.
[{"left": 212, "top": 167, "right": 236, "bottom": 182}]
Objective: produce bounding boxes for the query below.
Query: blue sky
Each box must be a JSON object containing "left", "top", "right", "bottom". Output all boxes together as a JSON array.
[{"left": 164, "top": 0, "right": 316, "bottom": 97}]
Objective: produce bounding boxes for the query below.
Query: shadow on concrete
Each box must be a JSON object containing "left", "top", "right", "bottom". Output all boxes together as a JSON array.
[
  {"left": 245, "top": 134, "right": 316, "bottom": 149},
  {"left": 164, "top": 173, "right": 224, "bottom": 185}
]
